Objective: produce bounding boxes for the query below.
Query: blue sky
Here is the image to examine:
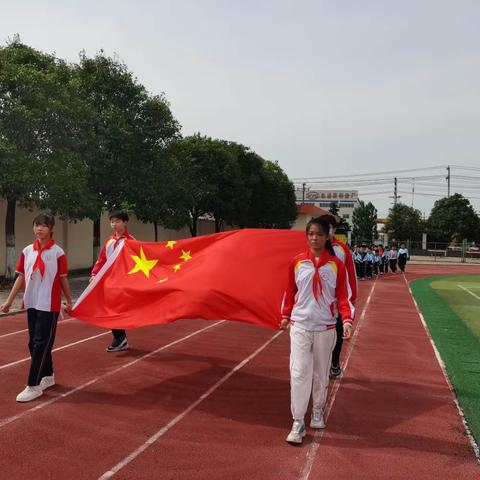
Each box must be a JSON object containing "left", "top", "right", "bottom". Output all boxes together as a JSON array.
[{"left": 2, "top": 0, "right": 479, "bottom": 216}]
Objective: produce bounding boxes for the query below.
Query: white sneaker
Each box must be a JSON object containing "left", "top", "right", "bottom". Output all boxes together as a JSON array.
[
  {"left": 286, "top": 420, "right": 306, "bottom": 444},
  {"left": 310, "top": 409, "right": 326, "bottom": 429},
  {"left": 16, "top": 385, "right": 43, "bottom": 402},
  {"left": 40, "top": 374, "right": 55, "bottom": 391}
]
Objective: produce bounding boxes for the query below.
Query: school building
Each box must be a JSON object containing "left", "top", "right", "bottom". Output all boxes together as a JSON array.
[{"left": 294, "top": 187, "right": 360, "bottom": 228}]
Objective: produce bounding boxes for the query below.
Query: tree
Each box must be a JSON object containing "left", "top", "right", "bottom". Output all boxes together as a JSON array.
[
  {"left": 328, "top": 202, "right": 351, "bottom": 235},
  {"left": 221, "top": 142, "right": 264, "bottom": 230},
  {"left": 243, "top": 159, "right": 297, "bottom": 229},
  {"left": 352, "top": 201, "right": 377, "bottom": 244},
  {"left": 385, "top": 203, "right": 423, "bottom": 242},
  {"left": 76, "top": 52, "right": 179, "bottom": 257},
  {"left": 427, "top": 194, "right": 480, "bottom": 242},
  {"left": 0, "top": 40, "right": 91, "bottom": 278},
  {"left": 121, "top": 94, "right": 181, "bottom": 240},
  {"left": 167, "top": 135, "right": 246, "bottom": 236}
]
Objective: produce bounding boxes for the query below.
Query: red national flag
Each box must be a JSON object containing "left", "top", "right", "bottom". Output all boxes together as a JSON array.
[{"left": 71, "top": 229, "right": 306, "bottom": 330}]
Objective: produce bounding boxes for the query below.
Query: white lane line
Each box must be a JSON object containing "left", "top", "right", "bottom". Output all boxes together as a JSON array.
[
  {"left": 0, "top": 321, "right": 224, "bottom": 429},
  {"left": 458, "top": 284, "right": 480, "bottom": 301},
  {"left": 0, "top": 331, "right": 110, "bottom": 370},
  {"left": 299, "top": 278, "right": 378, "bottom": 480},
  {"left": 408, "top": 278, "right": 480, "bottom": 462},
  {"left": 0, "top": 318, "right": 75, "bottom": 340},
  {"left": 98, "top": 330, "right": 283, "bottom": 480}
]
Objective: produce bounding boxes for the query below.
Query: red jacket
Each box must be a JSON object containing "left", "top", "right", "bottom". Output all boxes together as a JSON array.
[
  {"left": 282, "top": 249, "right": 354, "bottom": 331},
  {"left": 91, "top": 230, "right": 135, "bottom": 276},
  {"left": 331, "top": 238, "right": 357, "bottom": 306}
]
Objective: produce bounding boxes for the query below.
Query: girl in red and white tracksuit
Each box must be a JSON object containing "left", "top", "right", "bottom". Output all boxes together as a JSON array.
[{"left": 281, "top": 216, "right": 354, "bottom": 444}]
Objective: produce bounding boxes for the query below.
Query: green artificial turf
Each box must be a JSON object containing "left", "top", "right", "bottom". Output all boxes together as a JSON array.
[{"left": 411, "top": 275, "right": 480, "bottom": 449}]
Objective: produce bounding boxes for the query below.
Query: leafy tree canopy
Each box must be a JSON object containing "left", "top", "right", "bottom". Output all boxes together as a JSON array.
[
  {"left": 427, "top": 194, "right": 479, "bottom": 242},
  {"left": 352, "top": 201, "right": 377, "bottom": 244},
  {"left": 385, "top": 203, "right": 423, "bottom": 242}
]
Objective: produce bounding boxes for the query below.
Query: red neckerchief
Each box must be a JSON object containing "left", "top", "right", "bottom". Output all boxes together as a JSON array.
[
  {"left": 111, "top": 230, "right": 133, "bottom": 249},
  {"left": 32, "top": 238, "right": 55, "bottom": 278},
  {"left": 308, "top": 249, "right": 331, "bottom": 301}
]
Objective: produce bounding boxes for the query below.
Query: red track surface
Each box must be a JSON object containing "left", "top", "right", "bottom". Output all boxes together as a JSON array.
[{"left": 0, "top": 264, "right": 479, "bottom": 479}]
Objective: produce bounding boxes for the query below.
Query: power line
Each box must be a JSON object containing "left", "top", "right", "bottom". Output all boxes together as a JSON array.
[
  {"left": 294, "top": 174, "right": 452, "bottom": 187},
  {"left": 450, "top": 164, "right": 480, "bottom": 172},
  {"left": 398, "top": 190, "right": 480, "bottom": 200},
  {"left": 292, "top": 165, "right": 446, "bottom": 181}
]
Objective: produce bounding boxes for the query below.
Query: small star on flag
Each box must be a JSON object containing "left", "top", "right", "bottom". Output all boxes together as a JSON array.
[
  {"left": 179, "top": 250, "right": 192, "bottom": 262},
  {"left": 166, "top": 241, "right": 176, "bottom": 249}
]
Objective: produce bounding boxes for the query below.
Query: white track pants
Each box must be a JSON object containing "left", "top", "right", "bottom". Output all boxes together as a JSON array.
[{"left": 289, "top": 325, "right": 337, "bottom": 420}]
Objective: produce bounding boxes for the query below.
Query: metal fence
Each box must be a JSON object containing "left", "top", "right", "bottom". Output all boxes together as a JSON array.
[{"left": 398, "top": 240, "right": 480, "bottom": 263}]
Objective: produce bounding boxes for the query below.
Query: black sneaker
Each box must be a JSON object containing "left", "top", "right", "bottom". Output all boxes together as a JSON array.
[
  {"left": 106, "top": 337, "right": 129, "bottom": 352},
  {"left": 329, "top": 364, "right": 342, "bottom": 379}
]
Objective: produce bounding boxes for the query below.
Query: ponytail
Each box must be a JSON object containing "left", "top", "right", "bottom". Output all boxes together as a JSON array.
[{"left": 326, "top": 238, "right": 336, "bottom": 256}]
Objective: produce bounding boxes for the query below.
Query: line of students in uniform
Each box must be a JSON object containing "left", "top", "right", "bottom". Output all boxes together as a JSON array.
[{"left": 352, "top": 242, "right": 410, "bottom": 279}]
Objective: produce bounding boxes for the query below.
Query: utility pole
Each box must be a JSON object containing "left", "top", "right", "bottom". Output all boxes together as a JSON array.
[
  {"left": 302, "top": 182, "right": 306, "bottom": 204},
  {"left": 391, "top": 177, "right": 401, "bottom": 205},
  {"left": 446, "top": 165, "right": 450, "bottom": 197},
  {"left": 411, "top": 177, "right": 415, "bottom": 207}
]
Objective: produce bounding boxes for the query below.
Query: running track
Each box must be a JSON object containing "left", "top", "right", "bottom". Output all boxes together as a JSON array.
[{"left": 0, "top": 264, "right": 478, "bottom": 479}]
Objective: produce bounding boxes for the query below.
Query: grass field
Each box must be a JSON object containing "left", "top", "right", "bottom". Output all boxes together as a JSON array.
[{"left": 411, "top": 275, "right": 480, "bottom": 448}]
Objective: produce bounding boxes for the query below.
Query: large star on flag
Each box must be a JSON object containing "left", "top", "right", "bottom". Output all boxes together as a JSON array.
[{"left": 128, "top": 247, "right": 158, "bottom": 277}]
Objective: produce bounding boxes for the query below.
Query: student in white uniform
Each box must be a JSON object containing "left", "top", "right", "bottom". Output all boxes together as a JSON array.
[
  {"left": 398, "top": 242, "right": 410, "bottom": 273},
  {"left": 280, "top": 216, "right": 354, "bottom": 444},
  {"left": 1, "top": 213, "right": 73, "bottom": 402}
]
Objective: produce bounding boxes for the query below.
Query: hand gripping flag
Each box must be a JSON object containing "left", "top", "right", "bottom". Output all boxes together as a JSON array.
[{"left": 71, "top": 229, "right": 306, "bottom": 330}]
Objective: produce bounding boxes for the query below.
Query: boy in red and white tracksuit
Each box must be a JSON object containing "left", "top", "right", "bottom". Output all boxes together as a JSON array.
[
  {"left": 281, "top": 217, "right": 354, "bottom": 444},
  {"left": 90, "top": 210, "right": 134, "bottom": 352},
  {"left": 326, "top": 216, "right": 357, "bottom": 378}
]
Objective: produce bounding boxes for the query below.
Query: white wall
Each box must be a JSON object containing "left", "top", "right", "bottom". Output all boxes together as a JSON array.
[{"left": 0, "top": 200, "right": 217, "bottom": 275}]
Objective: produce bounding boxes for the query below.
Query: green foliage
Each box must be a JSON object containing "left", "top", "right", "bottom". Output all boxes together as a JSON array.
[
  {"left": 352, "top": 201, "right": 377, "bottom": 244},
  {"left": 1, "top": 39, "right": 298, "bottom": 259},
  {"left": 165, "top": 136, "right": 297, "bottom": 235},
  {"left": 166, "top": 135, "right": 246, "bottom": 235},
  {"left": 0, "top": 41, "right": 91, "bottom": 214},
  {"left": 121, "top": 94, "right": 181, "bottom": 230},
  {"left": 385, "top": 203, "right": 423, "bottom": 242},
  {"left": 75, "top": 52, "right": 148, "bottom": 216},
  {"left": 328, "top": 202, "right": 351, "bottom": 235},
  {"left": 427, "top": 194, "right": 480, "bottom": 242},
  {"left": 243, "top": 159, "right": 297, "bottom": 229}
]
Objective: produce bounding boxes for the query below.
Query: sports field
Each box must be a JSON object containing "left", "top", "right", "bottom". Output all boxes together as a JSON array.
[
  {"left": 1, "top": 264, "right": 479, "bottom": 479},
  {"left": 411, "top": 274, "right": 480, "bottom": 450}
]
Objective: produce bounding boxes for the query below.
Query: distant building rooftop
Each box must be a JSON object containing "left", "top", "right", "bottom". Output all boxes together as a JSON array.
[{"left": 297, "top": 204, "right": 340, "bottom": 222}]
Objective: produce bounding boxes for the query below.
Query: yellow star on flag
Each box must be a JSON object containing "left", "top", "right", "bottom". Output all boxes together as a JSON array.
[
  {"left": 179, "top": 250, "right": 192, "bottom": 262},
  {"left": 166, "top": 241, "right": 177, "bottom": 249},
  {"left": 128, "top": 247, "right": 158, "bottom": 277},
  {"left": 173, "top": 264, "right": 181, "bottom": 272}
]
